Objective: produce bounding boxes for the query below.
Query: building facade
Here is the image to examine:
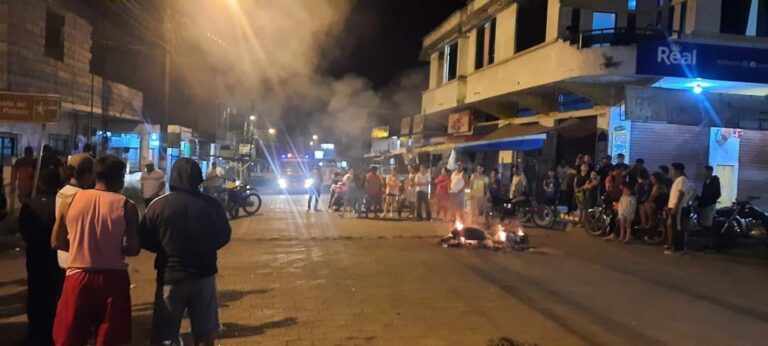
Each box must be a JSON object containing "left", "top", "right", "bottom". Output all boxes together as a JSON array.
[
  {"left": 403, "top": 0, "right": 768, "bottom": 207},
  {"left": 0, "top": 0, "right": 150, "bottom": 172}
]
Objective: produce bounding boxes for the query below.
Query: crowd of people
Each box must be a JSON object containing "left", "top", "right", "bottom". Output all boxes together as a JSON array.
[
  {"left": 324, "top": 151, "right": 722, "bottom": 256},
  {"left": 10, "top": 146, "right": 231, "bottom": 346},
  {"left": 556, "top": 153, "right": 721, "bottom": 254},
  {"left": 324, "top": 161, "right": 526, "bottom": 226}
]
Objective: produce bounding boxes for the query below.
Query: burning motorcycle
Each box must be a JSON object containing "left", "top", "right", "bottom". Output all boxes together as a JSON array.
[{"left": 440, "top": 221, "right": 530, "bottom": 251}]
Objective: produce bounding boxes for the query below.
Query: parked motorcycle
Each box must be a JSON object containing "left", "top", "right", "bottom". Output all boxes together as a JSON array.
[
  {"left": 583, "top": 195, "right": 664, "bottom": 244},
  {"left": 490, "top": 195, "right": 556, "bottom": 229},
  {"left": 215, "top": 182, "right": 262, "bottom": 218},
  {"left": 715, "top": 196, "right": 768, "bottom": 240}
]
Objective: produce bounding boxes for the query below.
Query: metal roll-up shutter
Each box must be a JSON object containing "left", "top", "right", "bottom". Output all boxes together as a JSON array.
[
  {"left": 629, "top": 122, "right": 709, "bottom": 187},
  {"left": 738, "top": 130, "right": 768, "bottom": 210}
]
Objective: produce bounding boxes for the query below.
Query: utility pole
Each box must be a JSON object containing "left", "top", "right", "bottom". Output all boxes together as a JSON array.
[{"left": 159, "top": 1, "right": 172, "bottom": 172}]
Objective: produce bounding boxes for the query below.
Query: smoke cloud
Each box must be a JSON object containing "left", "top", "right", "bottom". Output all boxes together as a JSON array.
[{"left": 169, "top": 0, "right": 425, "bottom": 159}]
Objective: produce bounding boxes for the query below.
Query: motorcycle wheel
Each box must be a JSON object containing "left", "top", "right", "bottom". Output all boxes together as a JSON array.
[
  {"left": 582, "top": 209, "right": 599, "bottom": 235},
  {"left": 242, "top": 193, "right": 262, "bottom": 215},
  {"left": 532, "top": 205, "right": 555, "bottom": 229},
  {"left": 587, "top": 213, "right": 610, "bottom": 236}
]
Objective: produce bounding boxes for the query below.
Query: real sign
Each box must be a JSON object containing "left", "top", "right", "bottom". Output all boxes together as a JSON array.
[
  {"left": 0, "top": 92, "right": 60, "bottom": 123},
  {"left": 636, "top": 40, "right": 768, "bottom": 84}
]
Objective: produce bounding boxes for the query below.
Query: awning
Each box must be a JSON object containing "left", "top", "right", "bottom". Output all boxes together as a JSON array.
[
  {"left": 456, "top": 134, "right": 546, "bottom": 152},
  {"left": 483, "top": 123, "right": 554, "bottom": 141}
]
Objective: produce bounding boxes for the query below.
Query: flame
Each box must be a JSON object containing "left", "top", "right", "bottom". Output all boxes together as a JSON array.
[
  {"left": 516, "top": 228, "right": 525, "bottom": 237},
  {"left": 455, "top": 221, "right": 464, "bottom": 231}
]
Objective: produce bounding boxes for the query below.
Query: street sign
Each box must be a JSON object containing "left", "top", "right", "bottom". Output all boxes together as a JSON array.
[{"left": 0, "top": 91, "right": 60, "bottom": 123}]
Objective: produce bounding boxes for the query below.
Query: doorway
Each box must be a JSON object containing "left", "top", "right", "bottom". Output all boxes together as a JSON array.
[{"left": 716, "top": 165, "right": 736, "bottom": 206}]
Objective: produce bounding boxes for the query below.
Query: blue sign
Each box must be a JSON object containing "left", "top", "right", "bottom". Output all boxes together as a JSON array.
[{"left": 636, "top": 40, "right": 768, "bottom": 84}]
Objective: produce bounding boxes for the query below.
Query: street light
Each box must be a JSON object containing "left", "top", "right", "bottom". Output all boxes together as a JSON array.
[
  {"left": 312, "top": 134, "right": 318, "bottom": 141},
  {"left": 309, "top": 141, "right": 314, "bottom": 146},
  {"left": 249, "top": 115, "right": 256, "bottom": 121},
  {"left": 268, "top": 128, "right": 276, "bottom": 135}
]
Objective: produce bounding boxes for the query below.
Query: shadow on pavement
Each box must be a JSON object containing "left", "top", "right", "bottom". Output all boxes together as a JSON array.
[
  {"left": 219, "top": 317, "right": 298, "bottom": 339},
  {"left": 132, "top": 288, "right": 273, "bottom": 314}
]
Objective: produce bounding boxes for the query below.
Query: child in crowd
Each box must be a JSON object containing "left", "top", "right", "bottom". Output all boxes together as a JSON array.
[{"left": 617, "top": 181, "right": 638, "bottom": 243}]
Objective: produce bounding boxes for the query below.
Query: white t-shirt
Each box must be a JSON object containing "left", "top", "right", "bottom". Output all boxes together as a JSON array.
[
  {"left": 510, "top": 174, "right": 528, "bottom": 198},
  {"left": 450, "top": 172, "right": 465, "bottom": 194},
  {"left": 141, "top": 169, "right": 166, "bottom": 199},
  {"left": 55, "top": 184, "right": 81, "bottom": 268},
  {"left": 668, "top": 175, "right": 694, "bottom": 210},
  {"left": 415, "top": 172, "right": 431, "bottom": 193}
]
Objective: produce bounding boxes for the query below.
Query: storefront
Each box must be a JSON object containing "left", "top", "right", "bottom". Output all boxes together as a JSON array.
[{"left": 617, "top": 39, "right": 768, "bottom": 208}]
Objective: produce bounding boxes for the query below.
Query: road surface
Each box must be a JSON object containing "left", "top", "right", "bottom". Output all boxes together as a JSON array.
[{"left": 0, "top": 194, "right": 766, "bottom": 345}]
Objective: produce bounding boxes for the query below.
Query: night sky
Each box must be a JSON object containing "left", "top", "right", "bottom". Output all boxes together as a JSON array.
[{"left": 324, "top": 0, "right": 467, "bottom": 88}]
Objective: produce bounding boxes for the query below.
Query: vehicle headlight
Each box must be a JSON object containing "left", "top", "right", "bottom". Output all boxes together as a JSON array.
[
  {"left": 278, "top": 178, "right": 287, "bottom": 188},
  {"left": 304, "top": 178, "right": 314, "bottom": 189}
]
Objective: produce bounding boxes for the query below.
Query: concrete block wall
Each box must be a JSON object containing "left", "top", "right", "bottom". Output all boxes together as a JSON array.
[{"left": 0, "top": 0, "right": 142, "bottom": 120}]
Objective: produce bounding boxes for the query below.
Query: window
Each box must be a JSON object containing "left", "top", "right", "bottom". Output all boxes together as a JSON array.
[
  {"left": 442, "top": 41, "right": 458, "bottom": 83},
  {"left": 0, "top": 134, "right": 17, "bottom": 164},
  {"left": 515, "top": 0, "right": 548, "bottom": 53},
  {"left": 45, "top": 10, "right": 65, "bottom": 61},
  {"left": 48, "top": 134, "right": 69, "bottom": 154},
  {"left": 475, "top": 18, "right": 497, "bottom": 70},
  {"left": 593, "top": 12, "right": 617, "bottom": 32}
]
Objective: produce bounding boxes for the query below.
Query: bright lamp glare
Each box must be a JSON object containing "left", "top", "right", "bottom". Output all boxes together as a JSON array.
[{"left": 693, "top": 85, "right": 703, "bottom": 94}]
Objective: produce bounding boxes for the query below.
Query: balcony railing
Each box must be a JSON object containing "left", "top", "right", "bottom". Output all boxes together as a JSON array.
[{"left": 569, "top": 27, "right": 680, "bottom": 49}]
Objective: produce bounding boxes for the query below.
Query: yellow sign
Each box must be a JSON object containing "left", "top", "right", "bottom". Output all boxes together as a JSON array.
[
  {"left": 371, "top": 126, "right": 390, "bottom": 139},
  {"left": 0, "top": 92, "right": 60, "bottom": 123}
]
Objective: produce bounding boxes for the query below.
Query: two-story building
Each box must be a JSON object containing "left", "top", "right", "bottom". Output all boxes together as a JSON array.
[
  {"left": 0, "top": 0, "right": 155, "bottom": 174},
  {"left": 406, "top": 0, "right": 768, "bottom": 207}
]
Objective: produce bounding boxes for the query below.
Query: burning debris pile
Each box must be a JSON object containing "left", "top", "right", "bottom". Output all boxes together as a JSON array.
[{"left": 440, "top": 220, "right": 530, "bottom": 252}]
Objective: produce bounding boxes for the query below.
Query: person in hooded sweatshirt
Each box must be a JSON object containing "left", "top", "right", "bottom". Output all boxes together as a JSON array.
[{"left": 140, "top": 158, "right": 231, "bottom": 346}]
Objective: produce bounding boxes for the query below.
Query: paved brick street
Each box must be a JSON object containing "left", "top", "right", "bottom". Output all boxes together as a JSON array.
[{"left": 0, "top": 194, "right": 767, "bottom": 345}]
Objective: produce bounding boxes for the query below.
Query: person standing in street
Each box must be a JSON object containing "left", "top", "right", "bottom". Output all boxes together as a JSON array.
[
  {"left": 364, "top": 166, "right": 383, "bottom": 218},
  {"left": 383, "top": 171, "right": 401, "bottom": 218},
  {"left": 509, "top": 166, "right": 528, "bottom": 200},
  {"left": 488, "top": 169, "right": 503, "bottom": 210},
  {"left": 307, "top": 165, "right": 322, "bottom": 211},
  {"left": 614, "top": 153, "right": 630, "bottom": 173},
  {"left": 54, "top": 154, "right": 96, "bottom": 270},
  {"left": 624, "top": 158, "right": 649, "bottom": 187},
  {"left": 141, "top": 163, "right": 166, "bottom": 207},
  {"left": 543, "top": 168, "right": 560, "bottom": 206},
  {"left": 699, "top": 165, "right": 721, "bottom": 250},
  {"left": 658, "top": 165, "right": 674, "bottom": 190},
  {"left": 18, "top": 168, "right": 64, "bottom": 345},
  {"left": 434, "top": 167, "right": 451, "bottom": 221},
  {"left": 414, "top": 165, "right": 432, "bottom": 221},
  {"left": 140, "top": 158, "right": 231, "bottom": 346},
  {"left": 596, "top": 155, "right": 613, "bottom": 199},
  {"left": 11, "top": 146, "right": 36, "bottom": 204},
  {"left": 51, "top": 155, "right": 141, "bottom": 345},
  {"left": 557, "top": 161, "right": 573, "bottom": 210},
  {"left": 468, "top": 165, "right": 488, "bottom": 225},
  {"left": 573, "top": 163, "right": 593, "bottom": 223},
  {"left": 449, "top": 163, "right": 467, "bottom": 223},
  {"left": 665, "top": 162, "right": 695, "bottom": 254}
]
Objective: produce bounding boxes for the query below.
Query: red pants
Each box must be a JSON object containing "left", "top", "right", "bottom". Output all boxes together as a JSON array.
[{"left": 53, "top": 270, "right": 131, "bottom": 346}]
